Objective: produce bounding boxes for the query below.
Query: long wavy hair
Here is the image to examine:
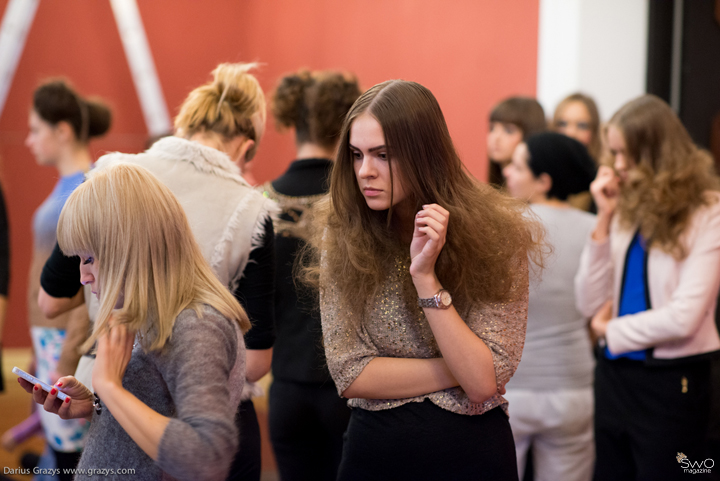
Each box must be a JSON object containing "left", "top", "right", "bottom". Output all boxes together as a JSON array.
[
  {"left": 608, "top": 95, "right": 720, "bottom": 258},
  {"left": 305, "top": 80, "right": 544, "bottom": 317},
  {"left": 57, "top": 164, "right": 250, "bottom": 353}
]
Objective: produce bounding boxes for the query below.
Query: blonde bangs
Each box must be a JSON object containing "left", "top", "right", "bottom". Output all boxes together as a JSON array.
[
  {"left": 58, "top": 163, "right": 250, "bottom": 354},
  {"left": 57, "top": 176, "right": 97, "bottom": 258}
]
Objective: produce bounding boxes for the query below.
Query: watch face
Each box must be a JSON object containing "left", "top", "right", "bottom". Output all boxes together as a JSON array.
[{"left": 439, "top": 290, "right": 452, "bottom": 307}]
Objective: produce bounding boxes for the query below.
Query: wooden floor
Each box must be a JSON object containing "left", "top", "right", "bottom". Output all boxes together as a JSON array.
[
  {"left": 0, "top": 349, "right": 46, "bottom": 480},
  {"left": 0, "top": 348, "right": 279, "bottom": 481}
]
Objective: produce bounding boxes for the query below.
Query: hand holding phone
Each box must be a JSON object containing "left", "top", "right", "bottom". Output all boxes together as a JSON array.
[
  {"left": 13, "top": 367, "right": 68, "bottom": 400},
  {"left": 14, "top": 367, "right": 95, "bottom": 421}
]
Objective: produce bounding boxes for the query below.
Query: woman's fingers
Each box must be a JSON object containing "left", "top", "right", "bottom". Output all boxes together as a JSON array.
[
  {"left": 31, "top": 383, "right": 48, "bottom": 405},
  {"left": 419, "top": 204, "right": 449, "bottom": 224},
  {"left": 43, "top": 385, "right": 61, "bottom": 413},
  {"left": 416, "top": 216, "right": 445, "bottom": 236},
  {"left": 17, "top": 377, "right": 35, "bottom": 393},
  {"left": 419, "top": 226, "right": 441, "bottom": 242},
  {"left": 57, "top": 397, "right": 72, "bottom": 419}
]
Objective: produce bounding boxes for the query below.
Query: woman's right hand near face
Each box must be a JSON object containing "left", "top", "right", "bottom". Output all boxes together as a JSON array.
[
  {"left": 590, "top": 165, "right": 620, "bottom": 217},
  {"left": 18, "top": 375, "right": 95, "bottom": 421}
]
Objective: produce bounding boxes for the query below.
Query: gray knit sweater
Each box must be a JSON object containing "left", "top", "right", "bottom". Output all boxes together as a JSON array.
[{"left": 74, "top": 305, "right": 246, "bottom": 480}]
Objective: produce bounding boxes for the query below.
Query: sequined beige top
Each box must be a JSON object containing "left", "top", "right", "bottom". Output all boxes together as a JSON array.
[{"left": 320, "top": 255, "right": 528, "bottom": 416}]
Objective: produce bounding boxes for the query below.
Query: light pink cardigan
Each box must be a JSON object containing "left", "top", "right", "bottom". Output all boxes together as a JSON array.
[{"left": 575, "top": 192, "right": 720, "bottom": 360}]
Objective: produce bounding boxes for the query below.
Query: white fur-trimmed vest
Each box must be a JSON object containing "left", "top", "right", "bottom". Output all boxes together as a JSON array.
[
  {"left": 79, "top": 137, "right": 278, "bottom": 399},
  {"left": 94, "top": 136, "right": 278, "bottom": 291}
]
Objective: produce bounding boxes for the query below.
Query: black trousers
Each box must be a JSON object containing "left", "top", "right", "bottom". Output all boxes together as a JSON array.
[
  {"left": 338, "top": 400, "right": 518, "bottom": 481},
  {"left": 269, "top": 380, "right": 351, "bottom": 481},
  {"left": 50, "top": 447, "right": 82, "bottom": 481},
  {"left": 594, "top": 355, "right": 718, "bottom": 481},
  {"left": 226, "top": 399, "right": 261, "bottom": 481}
]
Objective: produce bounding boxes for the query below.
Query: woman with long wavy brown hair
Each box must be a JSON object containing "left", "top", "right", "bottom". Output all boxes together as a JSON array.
[
  {"left": 576, "top": 94, "right": 720, "bottom": 480},
  {"left": 306, "top": 80, "right": 543, "bottom": 480}
]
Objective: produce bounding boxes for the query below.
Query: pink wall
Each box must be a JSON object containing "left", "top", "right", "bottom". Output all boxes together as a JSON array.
[{"left": 0, "top": 0, "right": 539, "bottom": 347}]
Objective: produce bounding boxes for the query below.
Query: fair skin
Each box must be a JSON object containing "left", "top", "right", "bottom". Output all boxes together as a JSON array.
[
  {"left": 21, "top": 256, "right": 170, "bottom": 461},
  {"left": 38, "top": 287, "right": 84, "bottom": 319},
  {"left": 29, "top": 109, "right": 93, "bottom": 320},
  {"left": 296, "top": 142, "right": 334, "bottom": 160},
  {"left": 19, "top": 322, "right": 170, "bottom": 461},
  {"left": 35, "top": 131, "right": 272, "bottom": 381},
  {"left": 344, "top": 112, "right": 499, "bottom": 403},
  {"left": 187, "top": 131, "right": 270, "bottom": 382},
  {"left": 26, "top": 110, "right": 93, "bottom": 176},
  {"left": 502, "top": 143, "right": 565, "bottom": 206},
  {"left": 487, "top": 121, "right": 523, "bottom": 165},
  {"left": 589, "top": 124, "right": 632, "bottom": 338},
  {"left": 189, "top": 131, "right": 255, "bottom": 175},
  {"left": 555, "top": 101, "right": 593, "bottom": 147}
]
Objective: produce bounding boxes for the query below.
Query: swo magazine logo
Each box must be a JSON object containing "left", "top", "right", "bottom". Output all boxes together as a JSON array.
[{"left": 678, "top": 452, "right": 714, "bottom": 475}]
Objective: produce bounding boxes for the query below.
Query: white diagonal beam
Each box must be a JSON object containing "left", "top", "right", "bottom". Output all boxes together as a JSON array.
[
  {"left": 110, "top": 0, "right": 171, "bottom": 136},
  {"left": 0, "top": 0, "right": 39, "bottom": 119}
]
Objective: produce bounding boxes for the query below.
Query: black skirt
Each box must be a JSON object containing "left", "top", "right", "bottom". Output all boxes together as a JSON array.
[{"left": 338, "top": 399, "right": 519, "bottom": 481}]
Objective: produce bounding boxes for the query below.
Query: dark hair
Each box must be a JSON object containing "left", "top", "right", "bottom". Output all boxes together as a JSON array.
[
  {"left": 33, "top": 80, "right": 111, "bottom": 142},
  {"left": 489, "top": 96, "right": 547, "bottom": 139},
  {"left": 306, "top": 80, "right": 544, "bottom": 316},
  {"left": 272, "top": 70, "right": 361, "bottom": 149},
  {"left": 525, "top": 132, "right": 596, "bottom": 200}
]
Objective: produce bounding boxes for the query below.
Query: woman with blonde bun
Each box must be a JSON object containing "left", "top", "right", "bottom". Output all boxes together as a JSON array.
[
  {"left": 37, "top": 63, "right": 277, "bottom": 481},
  {"left": 263, "top": 69, "right": 360, "bottom": 481},
  {"left": 20, "top": 163, "right": 249, "bottom": 481}
]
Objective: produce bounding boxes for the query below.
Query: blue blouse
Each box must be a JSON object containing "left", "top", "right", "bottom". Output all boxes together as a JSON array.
[{"left": 605, "top": 231, "right": 648, "bottom": 360}]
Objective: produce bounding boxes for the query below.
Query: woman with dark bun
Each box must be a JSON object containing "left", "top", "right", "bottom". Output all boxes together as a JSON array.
[
  {"left": 487, "top": 96, "right": 546, "bottom": 186},
  {"left": 502, "top": 132, "right": 597, "bottom": 481},
  {"left": 25, "top": 79, "right": 111, "bottom": 479},
  {"left": 262, "top": 69, "right": 360, "bottom": 481},
  {"left": 306, "top": 80, "right": 544, "bottom": 480}
]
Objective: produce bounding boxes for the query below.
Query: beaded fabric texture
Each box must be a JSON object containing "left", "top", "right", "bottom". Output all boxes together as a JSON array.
[{"left": 321, "top": 255, "right": 529, "bottom": 416}]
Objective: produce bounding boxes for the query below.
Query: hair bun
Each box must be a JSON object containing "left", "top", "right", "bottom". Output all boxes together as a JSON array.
[
  {"left": 271, "top": 70, "right": 313, "bottom": 130},
  {"left": 33, "top": 79, "right": 112, "bottom": 142},
  {"left": 85, "top": 98, "right": 112, "bottom": 138},
  {"left": 174, "top": 62, "right": 266, "bottom": 160}
]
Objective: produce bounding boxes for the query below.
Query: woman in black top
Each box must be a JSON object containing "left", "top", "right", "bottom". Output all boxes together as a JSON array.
[{"left": 261, "top": 69, "right": 360, "bottom": 481}]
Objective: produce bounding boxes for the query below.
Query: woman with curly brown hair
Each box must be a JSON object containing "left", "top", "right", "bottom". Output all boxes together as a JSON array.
[
  {"left": 308, "top": 80, "right": 543, "bottom": 480},
  {"left": 262, "top": 69, "right": 360, "bottom": 481},
  {"left": 576, "top": 95, "right": 720, "bottom": 480}
]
